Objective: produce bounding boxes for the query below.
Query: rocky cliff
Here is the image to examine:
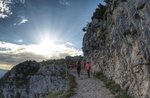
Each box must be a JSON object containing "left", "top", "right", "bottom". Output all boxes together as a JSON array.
[
  {"left": 83, "top": 0, "right": 150, "bottom": 98},
  {"left": 0, "top": 60, "right": 67, "bottom": 98}
]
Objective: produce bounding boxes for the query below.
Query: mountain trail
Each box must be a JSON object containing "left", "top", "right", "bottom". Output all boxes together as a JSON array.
[{"left": 70, "top": 69, "right": 115, "bottom": 98}]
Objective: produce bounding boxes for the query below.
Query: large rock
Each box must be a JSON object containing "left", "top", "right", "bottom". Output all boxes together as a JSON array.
[
  {"left": 83, "top": 0, "right": 150, "bottom": 98},
  {"left": 0, "top": 61, "right": 67, "bottom": 98}
]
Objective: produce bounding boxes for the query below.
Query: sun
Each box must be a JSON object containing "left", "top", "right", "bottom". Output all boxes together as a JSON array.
[
  {"left": 26, "top": 37, "right": 57, "bottom": 57},
  {"left": 38, "top": 37, "right": 56, "bottom": 55},
  {"left": 40, "top": 37, "right": 55, "bottom": 48},
  {"left": 26, "top": 36, "right": 73, "bottom": 58}
]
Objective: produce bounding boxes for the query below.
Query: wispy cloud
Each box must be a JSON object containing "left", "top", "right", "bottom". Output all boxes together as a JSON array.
[
  {"left": 66, "top": 42, "right": 73, "bottom": 46},
  {"left": 59, "top": 0, "right": 70, "bottom": 6},
  {"left": 19, "top": 0, "right": 26, "bottom": 4},
  {"left": 16, "top": 39, "right": 23, "bottom": 43},
  {"left": 14, "top": 16, "right": 28, "bottom": 26},
  {"left": 0, "top": 41, "right": 82, "bottom": 66},
  {"left": 19, "top": 18, "right": 28, "bottom": 25}
]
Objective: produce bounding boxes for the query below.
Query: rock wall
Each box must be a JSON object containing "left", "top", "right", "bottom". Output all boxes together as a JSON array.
[
  {"left": 83, "top": 0, "right": 150, "bottom": 98},
  {"left": 0, "top": 61, "right": 67, "bottom": 98}
]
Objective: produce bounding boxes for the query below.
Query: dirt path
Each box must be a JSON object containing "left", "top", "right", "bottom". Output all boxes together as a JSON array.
[{"left": 70, "top": 69, "right": 115, "bottom": 98}]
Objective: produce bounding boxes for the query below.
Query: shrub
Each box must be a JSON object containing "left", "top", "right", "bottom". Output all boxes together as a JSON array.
[
  {"left": 104, "top": 0, "right": 113, "bottom": 4},
  {"left": 95, "top": 72, "right": 132, "bottom": 98},
  {"left": 91, "top": 3, "right": 107, "bottom": 20}
]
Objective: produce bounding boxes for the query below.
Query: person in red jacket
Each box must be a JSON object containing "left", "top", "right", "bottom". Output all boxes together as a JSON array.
[{"left": 85, "top": 62, "right": 91, "bottom": 78}]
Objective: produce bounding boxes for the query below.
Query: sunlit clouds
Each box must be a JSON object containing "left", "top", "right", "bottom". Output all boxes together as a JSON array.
[
  {"left": 0, "top": 40, "right": 82, "bottom": 66},
  {"left": 0, "top": 0, "right": 101, "bottom": 70},
  {"left": 0, "top": 64, "right": 13, "bottom": 70}
]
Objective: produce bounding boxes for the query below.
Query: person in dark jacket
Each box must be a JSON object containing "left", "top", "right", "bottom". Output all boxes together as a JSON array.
[{"left": 77, "top": 60, "right": 81, "bottom": 78}]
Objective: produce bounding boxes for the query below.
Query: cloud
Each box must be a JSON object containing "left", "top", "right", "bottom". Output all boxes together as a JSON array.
[
  {"left": 0, "top": 0, "right": 12, "bottom": 18},
  {"left": 66, "top": 42, "right": 73, "bottom": 46},
  {"left": 0, "top": 64, "right": 12, "bottom": 70},
  {"left": 0, "top": 47, "right": 11, "bottom": 53},
  {"left": 59, "top": 0, "right": 70, "bottom": 6},
  {"left": 19, "top": 16, "right": 28, "bottom": 25},
  {"left": 0, "top": 41, "right": 82, "bottom": 66},
  {"left": 19, "top": 0, "right": 26, "bottom": 4},
  {"left": 0, "top": 0, "right": 26, "bottom": 19},
  {"left": 14, "top": 16, "right": 28, "bottom": 26},
  {"left": 16, "top": 39, "right": 23, "bottom": 43},
  {"left": 0, "top": 52, "right": 46, "bottom": 66},
  {"left": 0, "top": 13, "right": 8, "bottom": 18}
]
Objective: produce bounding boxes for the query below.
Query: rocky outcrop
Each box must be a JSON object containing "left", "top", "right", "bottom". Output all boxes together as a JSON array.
[
  {"left": 0, "top": 61, "right": 67, "bottom": 98},
  {"left": 83, "top": 0, "right": 150, "bottom": 98},
  {"left": 65, "top": 56, "right": 83, "bottom": 68}
]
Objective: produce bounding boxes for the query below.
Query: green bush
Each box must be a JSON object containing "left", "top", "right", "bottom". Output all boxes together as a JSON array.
[
  {"left": 104, "top": 0, "right": 113, "bottom": 4},
  {"left": 91, "top": 3, "right": 107, "bottom": 20}
]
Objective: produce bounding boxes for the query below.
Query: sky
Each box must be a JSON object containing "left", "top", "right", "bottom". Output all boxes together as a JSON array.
[{"left": 0, "top": 0, "right": 104, "bottom": 69}]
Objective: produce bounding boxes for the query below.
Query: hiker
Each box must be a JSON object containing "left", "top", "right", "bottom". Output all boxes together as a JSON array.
[
  {"left": 85, "top": 62, "right": 91, "bottom": 78},
  {"left": 76, "top": 60, "right": 81, "bottom": 78}
]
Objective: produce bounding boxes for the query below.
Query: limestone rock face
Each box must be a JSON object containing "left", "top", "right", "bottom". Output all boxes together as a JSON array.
[
  {"left": 0, "top": 61, "right": 67, "bottom": 98},
  {"left": 83, "top": 0, "right": 150, "bottom": 98}
]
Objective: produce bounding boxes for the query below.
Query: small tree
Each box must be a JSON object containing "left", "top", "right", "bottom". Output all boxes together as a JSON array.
[
  {"left": 91, "top": 3, "right": 107, "bottom": 20},
  {"left": 104, "top": 0, "right": 112, "bottom": 4}
]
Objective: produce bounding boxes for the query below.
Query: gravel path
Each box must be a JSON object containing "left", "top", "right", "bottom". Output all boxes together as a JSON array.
[{"left": 70, "top": 69, "right": 115, "bottom": 98}]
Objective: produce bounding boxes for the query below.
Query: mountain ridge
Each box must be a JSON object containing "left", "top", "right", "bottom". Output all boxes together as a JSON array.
[{"left": 0, "top": 60, "right": 67, "bottom": 98}]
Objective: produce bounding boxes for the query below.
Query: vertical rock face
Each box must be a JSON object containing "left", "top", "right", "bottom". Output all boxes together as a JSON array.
[
  {"left": 83, "top": 0, "right": 150, "bottom": 98},
  {"left": 0, "top": 61, "right": 67, "bottom": 98}
]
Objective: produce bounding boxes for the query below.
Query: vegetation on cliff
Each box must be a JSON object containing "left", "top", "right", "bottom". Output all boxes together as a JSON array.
[
  {"left": 91, "top": 3, "right": 107, "bottom": 20},
  {"left": 45, "top": 74, "right": 76, "bottom": 98},
  {"left": 95, "top": 72, "right": 132, "bottom": 98}
]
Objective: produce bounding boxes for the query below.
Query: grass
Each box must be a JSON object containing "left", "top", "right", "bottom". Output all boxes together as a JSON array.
[
  {"left": 60, "top": 74, "right": 76, "bottom": 98},
  {"left": 45, "top": 91, "right": 63, "bottom": 98},
  {"left": 95, "top": 72, "right": 133, "bottom": 98},
  {"left": 45, "top": 74, "right": 76, "bottom": 98}
]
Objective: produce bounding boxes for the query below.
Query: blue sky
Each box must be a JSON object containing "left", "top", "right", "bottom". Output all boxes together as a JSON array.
[{"left": 0, "top": 0, "right": 104, "bottom": 68}]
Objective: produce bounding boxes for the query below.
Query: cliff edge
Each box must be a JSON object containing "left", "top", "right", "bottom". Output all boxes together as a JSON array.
[{"left": 83, "top": 0, "right": 150, "bottom": 98}]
